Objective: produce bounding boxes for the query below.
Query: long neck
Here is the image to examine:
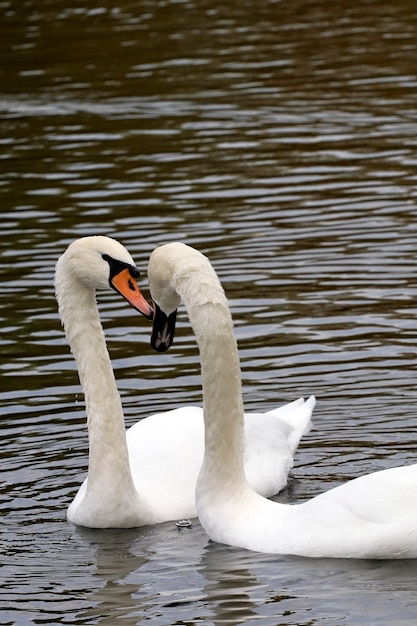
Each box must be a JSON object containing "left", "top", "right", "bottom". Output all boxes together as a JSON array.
[
  {"left": 56, "top": 269, "right": 136, "bottom": 497},
  {"left": 174, "top": 264, "right": 247, "bottom": 493}
]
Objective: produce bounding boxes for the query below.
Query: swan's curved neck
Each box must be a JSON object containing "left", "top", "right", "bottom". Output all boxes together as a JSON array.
[
  {"left": 56, "top": 267, "right": 136, "bottom": 498},
  {"left": 173, "top": 262, "right": 246, "bottom": 493}
]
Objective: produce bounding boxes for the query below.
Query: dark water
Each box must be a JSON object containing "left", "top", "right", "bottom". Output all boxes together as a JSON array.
[{"left": 2, "top": 0, "right": 417, "bottom": 624}]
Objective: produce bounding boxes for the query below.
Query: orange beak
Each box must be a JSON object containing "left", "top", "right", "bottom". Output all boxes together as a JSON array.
[{"left": 111, "top": 268, "right": 154, "bottom": 320}]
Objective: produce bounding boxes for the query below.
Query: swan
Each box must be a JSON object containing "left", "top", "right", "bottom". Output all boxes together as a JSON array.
[
  {"left": 56, "top": 236, "right": 314, "bottom": 528},
  {"left": 148, "top": 242, "right": 417, "bottom": 559}
]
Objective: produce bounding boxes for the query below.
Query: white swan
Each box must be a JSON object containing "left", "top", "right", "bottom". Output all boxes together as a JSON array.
[
  {"left": 56, "top": 236, "right": 315, "bottom": 528},
  {"left": 148, "top": 242, "right": 417, "bottom": 559}
]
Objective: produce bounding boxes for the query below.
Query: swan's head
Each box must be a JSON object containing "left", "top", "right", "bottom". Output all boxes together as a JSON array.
[
  {"left": 149, "top": 242, "right": 232, "bottom": 355},
  {"left": 56, "top": 236, "right": 154, "bottom": 320},
  {"left": 147, "top": 243, "right": 188, "bottom": 352}
]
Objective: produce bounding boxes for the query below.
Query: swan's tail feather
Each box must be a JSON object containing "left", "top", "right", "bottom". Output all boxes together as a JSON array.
[{"left": 266, "top": 395, "right": 316, "bottom": 454}]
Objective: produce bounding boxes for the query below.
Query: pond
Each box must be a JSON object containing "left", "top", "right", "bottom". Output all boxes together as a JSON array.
[{"left": 2, "top": 0, "right": 417, "bottom": 624}]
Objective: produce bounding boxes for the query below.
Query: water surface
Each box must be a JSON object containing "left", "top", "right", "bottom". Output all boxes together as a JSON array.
[{"left": 2, "top": 0, "right": 417, "bottom": 624}]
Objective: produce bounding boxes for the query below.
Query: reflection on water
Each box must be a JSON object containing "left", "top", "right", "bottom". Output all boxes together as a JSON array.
[{"left": 2, "top": 0, "right": 417, "bottom": 623}]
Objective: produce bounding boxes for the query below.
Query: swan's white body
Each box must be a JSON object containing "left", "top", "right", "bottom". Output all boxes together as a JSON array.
[
  {"left": 56, "top": 236, "right": 314, "bottom": 528},
  {"left": 148, "top": 242, "right": 417, "bottom": 559}
]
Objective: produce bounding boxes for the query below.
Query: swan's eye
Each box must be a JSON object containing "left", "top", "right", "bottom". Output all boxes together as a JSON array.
[
  {"left": 129, "top": 266, "right": 140, "bottom": 279},
  {"left": 102, "top": 254, "right": 141, "bottom": 280}
]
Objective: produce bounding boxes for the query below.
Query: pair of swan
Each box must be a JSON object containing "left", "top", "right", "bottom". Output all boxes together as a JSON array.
[
  {"left": 55, "top": 236, "right": 314, "bottom": 529},
  {"left": 58, "top": 236, "right": 417, "bottom": 559}
]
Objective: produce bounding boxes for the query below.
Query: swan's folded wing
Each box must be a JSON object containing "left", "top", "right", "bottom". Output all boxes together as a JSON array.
[
  {"left": 126, "top": 407, "right": 204, "bottom": 520},
  {"left": 243, "top": 412, "right": 296, "bottom": 497},
  {"left": 242, "top": 396, "right": 315, "bottom": 498}
]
